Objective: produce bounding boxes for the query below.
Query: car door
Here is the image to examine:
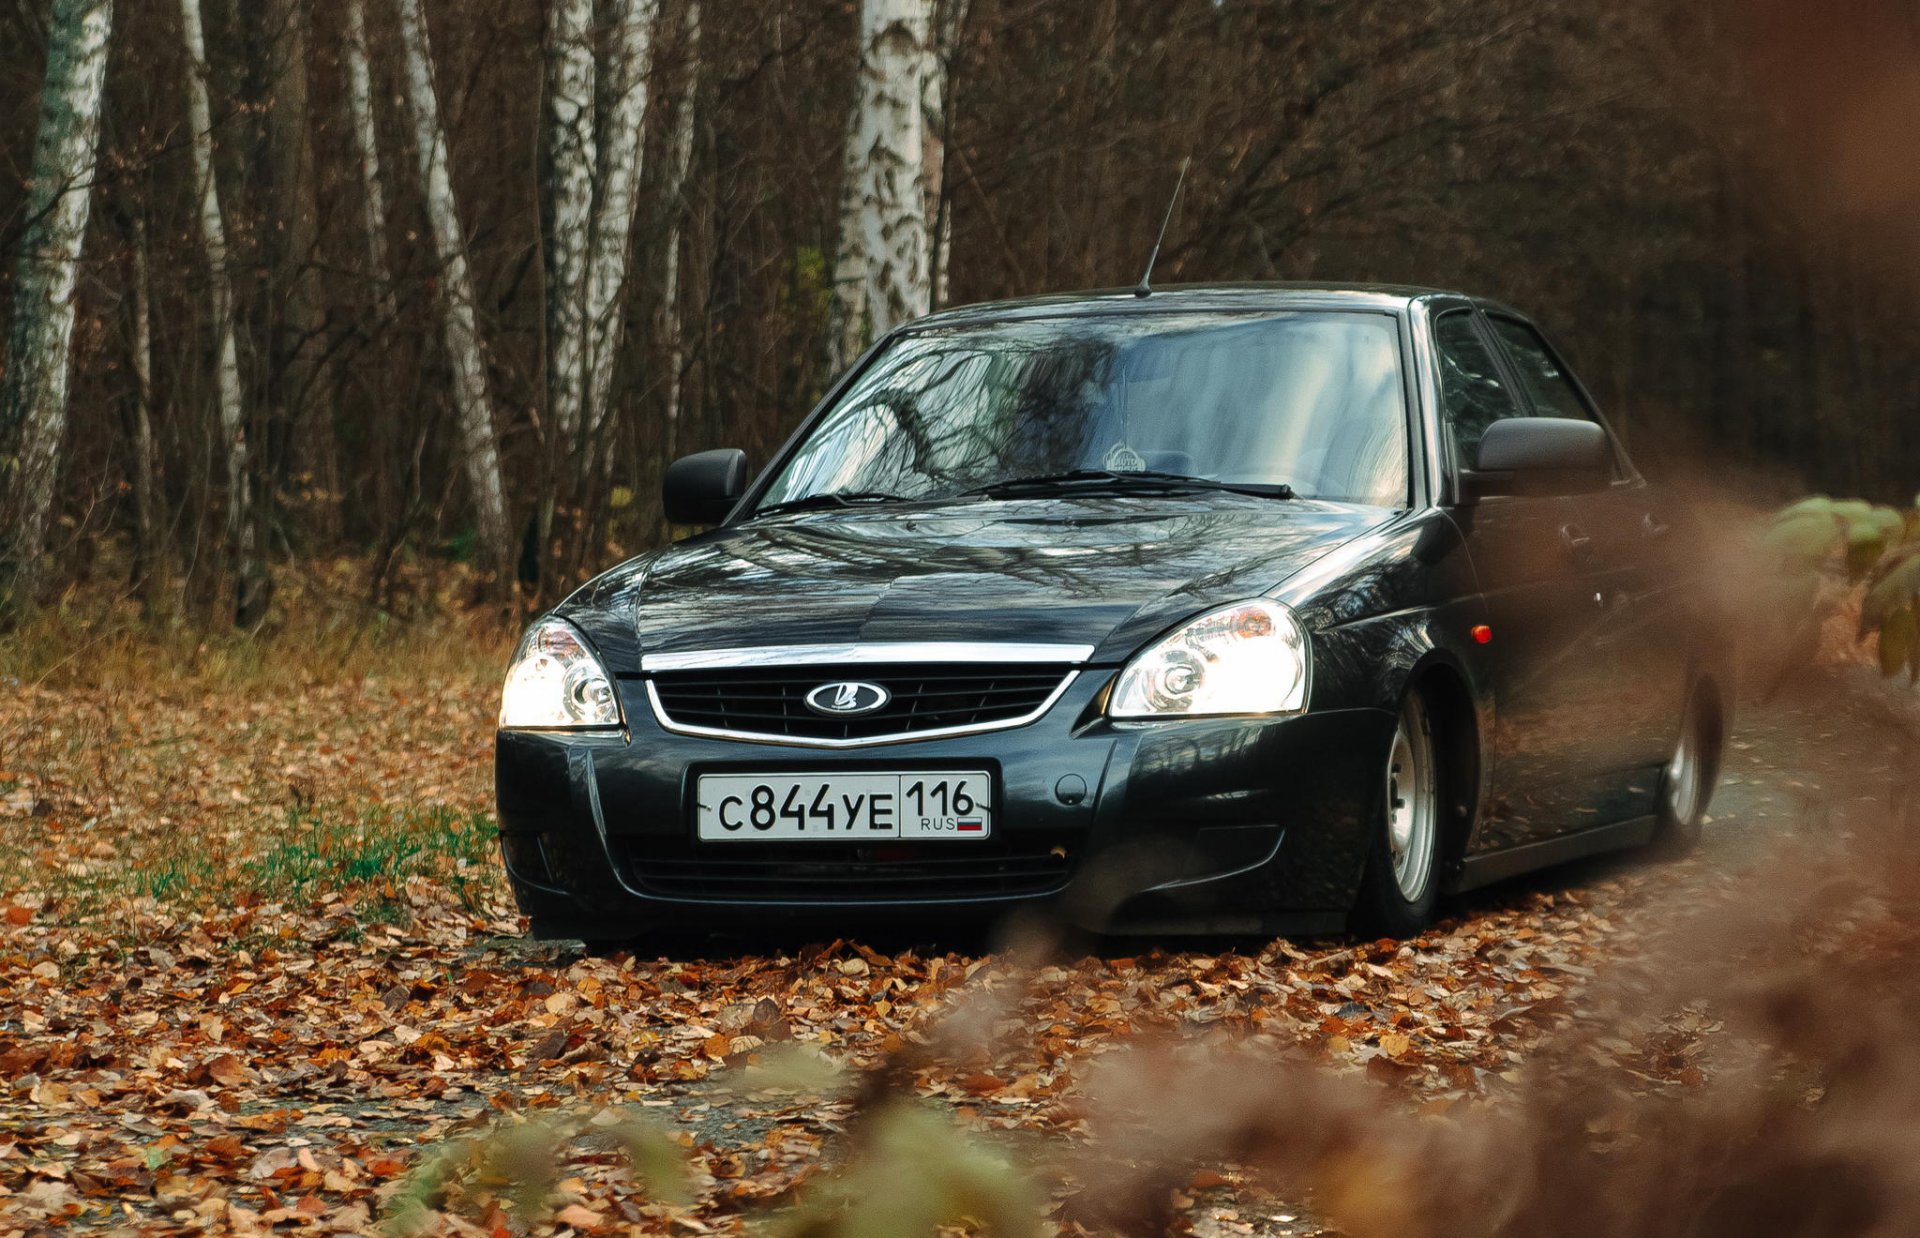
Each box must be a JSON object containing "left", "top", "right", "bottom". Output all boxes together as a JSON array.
[
  {"left": 1431, "top": 308, "right": 1610, "bottom": 850},
  {"left": 1482, "top": 314, "right": 1689, "bottom": 809}
]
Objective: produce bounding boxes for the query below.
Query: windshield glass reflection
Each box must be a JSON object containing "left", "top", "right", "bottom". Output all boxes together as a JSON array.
[{"left": 756, "top": 311, "right": 1410, "bottom": 511}]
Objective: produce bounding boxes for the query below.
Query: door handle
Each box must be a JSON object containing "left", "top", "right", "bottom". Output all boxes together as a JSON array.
[
  {"left": 1643, "top": 512, "right": 1671, "bottom": 540},
  {"left": 1560, "top": 523, "right": 1595, "bottom": 565}
]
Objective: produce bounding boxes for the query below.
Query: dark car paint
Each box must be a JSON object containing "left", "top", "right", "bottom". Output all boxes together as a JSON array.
[
  {"left": 498, "top": 285, "right": 1727, "bottom": 938},
  {"left": 616, "top": 498, "right": 1394, "bottom": 660}
]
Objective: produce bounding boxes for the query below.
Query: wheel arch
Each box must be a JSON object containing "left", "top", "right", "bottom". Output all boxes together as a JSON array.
[
  {"left": 1684, "top": 662, "right": 1730, "bottom": 798},
  {"left": 1401, "top": 652, "right": 1484, "bottom": 879}
]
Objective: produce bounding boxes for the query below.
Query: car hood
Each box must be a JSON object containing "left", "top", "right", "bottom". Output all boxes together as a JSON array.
[{"left": 562, "top": 496, "right": 1396, "bottom": 669}]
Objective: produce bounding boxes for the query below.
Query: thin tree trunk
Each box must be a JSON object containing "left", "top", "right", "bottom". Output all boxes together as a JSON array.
[
  {"left": 179, "top": 0, "right": 267, "bottom": 624},
  {"left": 827, "top": 0, "right": 937, "bottom": 374},
  {"left": 679, "top": 4, "right": 715, "bottom": 491},
  {"left": 660, "top": 0, "right": 699, "bottom": 463},
  {"left": 543, "top": 0, "right": 596, "bottom": 450},
  {"left": 249, "top": 0, "right": 322, "bottom": 622},
  {"left": 924, "top": 0, "right": 964, "bottom": 312},
  {"left": 0, "top": 0, "right": 113, "bottom": 602},
  {"left": 343, "top": 0, "right": 394, "bottom": 318},
  {"left": 391, "top": 0, "right": 513, "bottom": 578},
  {"left": 128, "top": 213, "right": 162, "bottom": 602},
  {"left": 582, "top": 0, "right": 662, "bottom": 451}
]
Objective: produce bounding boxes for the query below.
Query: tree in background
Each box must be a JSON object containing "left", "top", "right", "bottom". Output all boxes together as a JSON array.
[
  {"left": 538, "top": 0, "right": 665, "bottom": 590},
  {"left": 177, "top": 0, "right": 269, "bottom": 624},
  {"left": 0, "top": 0, "right": 112, "bottom": 606},
  {"left": 542, "top": 0, "right": 597, "bottom": 468},
  {"left": 1, "top": 0, "right": 1918, "bottom": 621},
  {"left": 343, "top": 0, "right": 395, "bottom": 322},
  {"left": 582, "top": 0, "right": 662, "bottom": 464},
  {"left": 391, "top": 0, "right": 513, "bottom": 582},
  {"left": 656, "top": 0, "right": 701, "bottom": 464},
  {"left": 827, "top": 0, "right": 943, "bottom": 374}
]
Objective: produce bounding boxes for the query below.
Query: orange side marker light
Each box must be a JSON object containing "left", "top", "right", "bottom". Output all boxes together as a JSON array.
[{"left": 1471, "top": 624, "right": 1494, "bottom": 645}]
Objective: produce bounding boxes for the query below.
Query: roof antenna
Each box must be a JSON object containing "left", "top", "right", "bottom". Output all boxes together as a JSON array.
[{"left": 1134, "top": 157, "right": 1191, "bottom": 298}]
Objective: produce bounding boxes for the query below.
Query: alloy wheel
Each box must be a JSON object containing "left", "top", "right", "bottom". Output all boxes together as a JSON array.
[
  {"left": 1386, "top": 697, "right": 1439, "bottom": 903},
  {"left": 1666, "top": 698, "right": 1706, "bottom": 827}
]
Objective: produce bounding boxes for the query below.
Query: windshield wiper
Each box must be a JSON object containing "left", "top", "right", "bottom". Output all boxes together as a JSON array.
[
  {"left": 752, "top": 489, "right": 911, "bottom": 518},
  {"left": 962, "top": 469, "right": 1295, "bottom": 501}
]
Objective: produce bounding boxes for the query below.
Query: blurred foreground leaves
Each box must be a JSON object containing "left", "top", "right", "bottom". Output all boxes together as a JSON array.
[{"left": 1761, "top": 494, "right": 1920, "bottom": 685}]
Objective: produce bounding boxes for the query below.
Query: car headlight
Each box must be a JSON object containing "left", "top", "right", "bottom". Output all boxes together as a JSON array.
[
  {"left": 499, "top": 618, "right": 622, "bottom": 729},
  {"left": 1109, "top": 599, "right": 1309, "bottom": 719}
]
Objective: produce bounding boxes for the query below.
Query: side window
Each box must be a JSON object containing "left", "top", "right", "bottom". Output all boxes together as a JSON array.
[
  {"left": 1432, "top": 310, "right": 1522, "bottom": 472},
  {"left": 1487, "top": 317, "right": 1594, "bottom": 422}
]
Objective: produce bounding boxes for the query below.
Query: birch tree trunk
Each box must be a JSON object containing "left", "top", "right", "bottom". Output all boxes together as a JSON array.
[
  {"left": 659, "top": 0, "right": 700, "bottom": 463},
  {"left": 582, "top": 0, "right": 662, "bottom": 453},
  {"left": 179, "top": 0, "right": 269, "bottom": 623},
  {"left": 925, "top": 0, "right": 966, "bottom": 311},
  {"left": 343, "top": 0, "right": 394, "bottom": 319},
  {"left": 0, "top": 0, "right": 113, "bottom": 599},
  {"left": 391, "top": 0, "right": 513, "bottom": 576},
  {"left": 542, "top": 0, "right": 597, "bottom": 450},
  {"left": 827, "top": 0, "right": 937, "bottom": 375}
]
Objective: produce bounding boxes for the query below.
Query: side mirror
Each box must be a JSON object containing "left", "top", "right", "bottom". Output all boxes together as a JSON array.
[
  {"left": 663, "top": 449, "right": 747, "bottom": 525},
  {"left": 1460, "top": 419, "right": 1612, "bottom": 500}
]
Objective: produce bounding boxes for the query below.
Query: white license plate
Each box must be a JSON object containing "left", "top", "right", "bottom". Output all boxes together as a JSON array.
[{"left": 695, "top": 771, "right": 993, "bottom": 841}]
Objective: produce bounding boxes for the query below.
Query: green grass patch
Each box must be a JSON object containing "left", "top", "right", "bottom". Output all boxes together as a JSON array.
[
  {"left": 246, "top": 803, "right": 497, "bottom": 904},
  {"left": 3, "top": 802, "right": 503, "bottom": 926}
]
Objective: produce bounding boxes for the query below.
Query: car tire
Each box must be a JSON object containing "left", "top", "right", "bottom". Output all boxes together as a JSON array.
[
  {"left": 1651, "top": 681, "right": 1722, "bottom": 856},
  {"left": 1351, "top": 689, "right": 1444, "bottom": 938}
]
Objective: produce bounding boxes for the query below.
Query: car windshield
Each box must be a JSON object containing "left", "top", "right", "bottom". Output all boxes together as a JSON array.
[{"left": 753, "top": 310, "right": 1410, "bottom": 512}]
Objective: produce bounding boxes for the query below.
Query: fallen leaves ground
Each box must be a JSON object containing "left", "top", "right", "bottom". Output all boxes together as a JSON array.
[{"left": 2, "top": 609, "right": 1916, "bottom": 1236}]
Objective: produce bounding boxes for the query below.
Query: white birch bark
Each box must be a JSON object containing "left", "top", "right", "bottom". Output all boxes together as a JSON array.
[
  {"left": 660, "top": 0, "right": 699, "bottom": 460},
  {"left": 391, "top": 0, "right": 512, "bottom": 571},
  {"left": 0, "top": 0, "right": 113, "bottom": 584},
  {"left": 582, "top": 0, "right": 662, "bottom": 445},
  {"left": 343, "top": 0, "right": 394, "bottom": 319},
  {"left": 543, "top": 0, "right": 597, "bottom": 447},
  {"left": 925, "top": 0, "right": 965, "bottom": 310},
  {"left": 179, "top": 0, "right": 262, "bottom": 610},
  {"left": 827, "top": 0, "right": 937, "bottom": 374}
]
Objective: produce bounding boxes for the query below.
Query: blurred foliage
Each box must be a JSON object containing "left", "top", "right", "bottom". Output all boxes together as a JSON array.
[
  {"left": 386, "top": 1099, "right": 1038, "bottom": 1237},
  {"left": 385, "top": 1110, "right": 689, "bottom": 1236},
  {"left": 1762, "top": 494, "right": 1920, "bottom": 684},
  {"left": 778, "top": 1102, "right": 1043, "bottom": 1238}
]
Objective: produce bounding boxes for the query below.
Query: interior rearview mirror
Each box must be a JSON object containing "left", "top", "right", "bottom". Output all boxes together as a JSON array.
[
  {"left": 1460, "top": 418, "right": 1611, "bottom": 500},
  {"left": 663, "top": 448, "right": 747, "bottom": 525}
]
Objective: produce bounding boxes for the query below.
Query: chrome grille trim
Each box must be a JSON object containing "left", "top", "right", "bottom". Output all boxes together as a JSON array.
[
  {"left": 639, "top": 641, "right": 1095, "bottom": 673},
  {"left": 645, "top": 671, "right": 1079, "bottom": 748}
]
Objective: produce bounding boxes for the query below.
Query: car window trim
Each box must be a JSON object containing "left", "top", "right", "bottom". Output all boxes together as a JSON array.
[
  {"left": 1430, "top": 306, "right": 1527, "bottom": 501},
  {"left": 1479, "top": 309, "right": 1642, "bottom": 487},
  {"left": 1393, "top": 304, "right": 1429, "bottom": 512}
]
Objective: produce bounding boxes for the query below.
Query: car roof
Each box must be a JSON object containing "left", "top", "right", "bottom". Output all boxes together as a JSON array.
[{"left": 911, "top": 282, "right": 1523, "bottom": 328}]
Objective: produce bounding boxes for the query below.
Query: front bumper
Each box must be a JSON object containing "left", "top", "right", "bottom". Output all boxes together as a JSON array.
[{"left": 495, "top": 672, "right": 1396, "bottom": 938}]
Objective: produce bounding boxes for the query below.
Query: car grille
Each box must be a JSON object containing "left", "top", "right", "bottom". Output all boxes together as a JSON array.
[
  {"left": 615, "top": 837, "right": 1074, "bottom": 903},
  {"left": 648, "top": 663, "right": 1074, "bottom": 742}
]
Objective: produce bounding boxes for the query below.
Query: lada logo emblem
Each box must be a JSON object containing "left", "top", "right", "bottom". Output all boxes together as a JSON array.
[{"left": 804, "top": 681, "right": 891, "bottom": 716}]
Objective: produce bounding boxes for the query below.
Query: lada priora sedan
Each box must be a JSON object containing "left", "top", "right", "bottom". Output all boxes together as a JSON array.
[{"left": 494, "top": 284, "right": 1727, "bottom": 943}]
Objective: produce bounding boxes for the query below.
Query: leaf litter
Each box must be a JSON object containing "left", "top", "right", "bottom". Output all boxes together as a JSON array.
[{"left": 2, "top": 654, "right": 1918, "bottom": 1235}]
